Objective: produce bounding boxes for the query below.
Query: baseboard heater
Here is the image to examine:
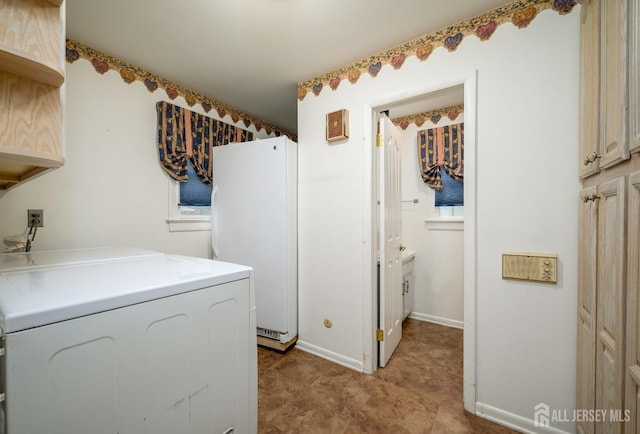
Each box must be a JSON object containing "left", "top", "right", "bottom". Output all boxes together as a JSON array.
[{"left": 257, "top": 326, "right": 290, "bottom": 344}]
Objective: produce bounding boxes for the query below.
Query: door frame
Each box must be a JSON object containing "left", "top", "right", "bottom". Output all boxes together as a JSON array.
[{"left": 361, "top": 70, "right": 478, "bottom": 413}]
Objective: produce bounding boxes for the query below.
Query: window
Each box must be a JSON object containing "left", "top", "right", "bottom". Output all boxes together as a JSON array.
[
  {"left": 417, "top": 122, "right": 464, "bottom": 221},
  {"left": 179, "top": 159, "right": 212, "bottom": 215},
  {"left": 166, "top": 160, "right": 212, "bottom": 232},
  {"left": 436, "top": 170, "right": 463, "bottom": 219},
  {"left": 435, "top": 170, "right": 463, "bottom": 207},
  {"left": 438, "top": 206, "right": 464, "bottom": 218}
]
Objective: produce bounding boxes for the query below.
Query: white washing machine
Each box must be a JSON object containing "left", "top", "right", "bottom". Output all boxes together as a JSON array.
[{"left": 0, "top": 247, "right": 257, "bottom": 434}]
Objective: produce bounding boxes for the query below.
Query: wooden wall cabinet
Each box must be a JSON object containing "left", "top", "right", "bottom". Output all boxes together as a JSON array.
[
  {"left": 598, "top": 0, "right": 628, "bottom": 170},
  {"left": 579, "top": 0, "right": 629, "bottom": 178},
  {"left": 577, "top": 0, "right": 639, "bottom": 432},
  {"left": 579, "top": 0, "right": 601, "bottom": 178},
  {"left": 0, "top": 0, "right": 65, "bottom": 195}
]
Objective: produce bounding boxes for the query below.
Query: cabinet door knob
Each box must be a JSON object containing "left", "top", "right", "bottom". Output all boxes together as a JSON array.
[
  {"left": 584, "top": 152, "right": 602, "bottom": 165},
  {"left": 582, "top": 193, "right": 600, "bottom": 203}
]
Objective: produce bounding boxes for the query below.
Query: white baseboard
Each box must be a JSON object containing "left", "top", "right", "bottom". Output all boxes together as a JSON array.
[
  {"left": 295, "top": 340, "right": 364, "bottom": 373},
  {"left": 475, "top": 402, "right": 573, "bottom": 434},
  {"left": 409, "top": 312, "right": 464, "bottom": 329}
]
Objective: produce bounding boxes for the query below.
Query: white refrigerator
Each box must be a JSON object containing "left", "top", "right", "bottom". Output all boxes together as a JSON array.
[{"left": 212, "top": 136, "right": 297, "bottom": 345}]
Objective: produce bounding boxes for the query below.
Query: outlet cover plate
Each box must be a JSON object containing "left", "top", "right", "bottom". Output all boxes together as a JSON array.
[{"left": 27, "top": 209, "right": 44, "bottom": 227}]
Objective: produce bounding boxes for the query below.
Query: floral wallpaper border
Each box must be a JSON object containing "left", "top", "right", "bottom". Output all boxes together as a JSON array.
[
  {"left": 391, "top": 104, "right": 465, "bottom": 130},
  {"left": 65, "top": 39, "right": 296, "bottom": 141},
  {"left": 297, "top": 0, "right": 576, "bottom": 100}
]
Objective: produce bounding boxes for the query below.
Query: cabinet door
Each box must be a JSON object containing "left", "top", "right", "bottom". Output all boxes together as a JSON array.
[
  {"left": 625, "top": 171, "right": 640, "bottom": 434},
  {"left": 580, "top": 0, "right": 602, "bottom": 178},
  {"left": 599, "top": 0, "right": 629, "bottom": 169},
  {"left": 596, "top": 177, "right": 626, "bottom": 434},
  {"left": 629, "top": 0, "right": 640, "bottom": 155},
  {"left": 578, "top": 186, "right": 599, "bottom": 434}
]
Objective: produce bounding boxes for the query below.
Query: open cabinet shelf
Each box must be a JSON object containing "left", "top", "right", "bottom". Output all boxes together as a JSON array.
[
  {"left": 0, "top": 0, "right": 65, "bottom": 194},
  {"left": 0, "top": 152, "right": 62, "bottom": 192},
  {"left": 0, "top": 45, "right": 64, "bottom": 87}
]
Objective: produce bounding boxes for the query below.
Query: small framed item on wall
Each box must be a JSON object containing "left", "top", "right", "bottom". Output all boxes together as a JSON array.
[{"left": 326, "top": 109, "right": 349, "bottom": 142}]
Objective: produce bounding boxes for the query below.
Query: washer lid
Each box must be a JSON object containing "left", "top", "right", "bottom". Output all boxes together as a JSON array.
[
  {"left": 0, "top": 246, "right": 163, "bottom": 273},
  {"left": 0, "top": 254, "right": 251, "bottom": 333}
]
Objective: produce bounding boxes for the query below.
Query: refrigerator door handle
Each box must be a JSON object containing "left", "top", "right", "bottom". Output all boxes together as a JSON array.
[{"left": 211, "top": 185, "right": 219, "bottom": 259}]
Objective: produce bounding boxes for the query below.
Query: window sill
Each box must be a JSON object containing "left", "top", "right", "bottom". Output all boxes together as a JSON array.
[
  {"left": 425, "top": 218, "right": 464, "bottom": 231},
  {"left": 166, "top": 218, "right": 211, "bottom": 232}
]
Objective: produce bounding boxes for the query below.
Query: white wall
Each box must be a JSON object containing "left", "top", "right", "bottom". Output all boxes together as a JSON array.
[
  {"left": 0, "top": 59, "right": 272, "bottom": 258},
  {"left": 298, "top": 9, "right": 580, "bottom": 433},
  {"left": 400, "top": 117, "right": 464, "bottom": 328}
]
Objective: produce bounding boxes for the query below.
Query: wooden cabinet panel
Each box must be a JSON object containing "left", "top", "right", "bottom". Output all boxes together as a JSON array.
[
  {"left": 578, "top": 185, "right": 599, "bottom": 434},
  {"left": 596, "top": 177, "right": 626, "bottom": 434},
  {"left": 599, "top": 0, "right": 629, "bottom": 170},
  {"left": 629, "top": 0, "right": 640, "bottom": 155},
  {"left": 580, "top": 0, "right": 601, "bottom": 178},
  {"left": 625, "top": 171, "right": 640, "bottom": 434},
  {"left": 0, "top": 71, "right": 61, "bottom": 156},
  {"left": 0, "top": 0, "right": 62, "bottom": 68}
]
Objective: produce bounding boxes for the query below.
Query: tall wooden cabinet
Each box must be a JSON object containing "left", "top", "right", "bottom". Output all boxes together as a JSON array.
[
  {"left": 626, "top": 171, "right": 640, "bottom": 434},
  {"left": 577, "top": 0, "right": 640, "bottom": 433},
  {"left": 0, "top": 0, "right": 65, "bottom": 195}
]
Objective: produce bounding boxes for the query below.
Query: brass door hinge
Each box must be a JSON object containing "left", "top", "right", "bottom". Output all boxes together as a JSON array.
[
  {"left": 376, "top": 329, "right": 384, "bottom": 341},
  {"left": 376, "top": 135, "right": 383, "bottom": 147}
]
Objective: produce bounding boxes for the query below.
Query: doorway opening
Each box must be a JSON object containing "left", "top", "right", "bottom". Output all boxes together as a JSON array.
[{"left": 363, "top": 71, "right": 477, "bottom": 413}]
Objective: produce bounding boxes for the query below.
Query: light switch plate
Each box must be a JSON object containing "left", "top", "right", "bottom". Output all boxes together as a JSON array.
[{"left": 502, "top": 252, "right": 557, "bottom": 284}]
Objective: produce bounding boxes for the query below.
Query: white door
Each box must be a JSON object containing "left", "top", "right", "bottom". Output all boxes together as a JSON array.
[{"left": 378, "top": 114, "right": 403, "bottom": 367}]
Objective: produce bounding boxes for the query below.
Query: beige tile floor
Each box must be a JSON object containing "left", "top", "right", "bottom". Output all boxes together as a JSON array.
[{"left": 258, "top": 319, "right": 520, "bottom": 433}]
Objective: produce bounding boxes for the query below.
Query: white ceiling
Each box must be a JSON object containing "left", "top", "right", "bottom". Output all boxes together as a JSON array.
[{"left": 66, "top": 0, "right": 511, "bottom": 134}]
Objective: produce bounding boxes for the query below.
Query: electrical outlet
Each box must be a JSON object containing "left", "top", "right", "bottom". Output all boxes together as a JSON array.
[{"left": 27, "top": 209, "right": 44, "bottom": 227}]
